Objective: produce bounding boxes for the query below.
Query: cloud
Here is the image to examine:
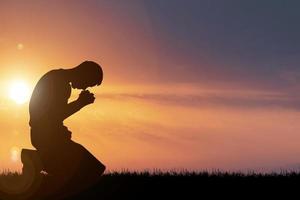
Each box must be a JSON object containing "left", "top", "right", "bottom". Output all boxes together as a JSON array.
[{"left": 97, "top": 91, "right": 300, "bottom": 110}]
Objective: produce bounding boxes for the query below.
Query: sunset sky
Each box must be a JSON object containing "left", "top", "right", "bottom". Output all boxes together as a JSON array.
[{"left": 1, "top": 0, "right": 300, "bottom": 172}]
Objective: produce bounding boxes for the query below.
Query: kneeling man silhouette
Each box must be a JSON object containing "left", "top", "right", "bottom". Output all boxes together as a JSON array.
[{"left": 21, "top": 61, "right": 106, "bottom": 195}]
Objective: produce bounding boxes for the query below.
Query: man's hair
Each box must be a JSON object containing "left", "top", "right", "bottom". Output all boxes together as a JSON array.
[{"left": 75, "top": 61, "right": 103, "bottom": 85}]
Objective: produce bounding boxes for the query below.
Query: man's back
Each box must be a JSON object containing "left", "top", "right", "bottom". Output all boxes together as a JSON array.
[{"left": 29, "top": 69, "right": 71, "bottom": 149}]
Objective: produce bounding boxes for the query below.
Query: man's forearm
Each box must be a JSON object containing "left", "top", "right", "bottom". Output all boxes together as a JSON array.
[{"left": 63, "top": 100, "right": 85, "bottom": 120}]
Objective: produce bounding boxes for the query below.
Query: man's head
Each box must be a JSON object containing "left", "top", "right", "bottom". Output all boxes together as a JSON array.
[{"left": 70, "top": 61, "right": 103, "bottom": 90}]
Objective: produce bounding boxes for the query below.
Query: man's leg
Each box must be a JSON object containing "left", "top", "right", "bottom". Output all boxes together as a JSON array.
[
  {"left": 21, "top": 149, "right": 44, "bottom": 176},
  {"left": 68, "top": 141, "right": 106, "bottom": 180},
  {"left": 50, "top": 141, "right": 106, "bottom": 195}
]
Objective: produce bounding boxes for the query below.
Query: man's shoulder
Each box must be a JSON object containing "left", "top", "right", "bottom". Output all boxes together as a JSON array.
[
  {"left": 44, "top": 68, "right": 64, "bottom": 77},
  {"left": 39, "top": 68, "right": 65, "bottom": 82}
]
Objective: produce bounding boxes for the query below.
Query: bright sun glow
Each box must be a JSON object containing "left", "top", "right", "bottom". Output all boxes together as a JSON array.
[
  {"left": 10, "top": 146, "right": 20, "bottom": 162},
  {"left": 9, "top": 81, "right": 30, "bottom": 104}
]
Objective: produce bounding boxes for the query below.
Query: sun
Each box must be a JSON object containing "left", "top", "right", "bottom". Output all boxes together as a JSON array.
[{"left": 9, "top": 80, "right": 30, "bottom": 104}]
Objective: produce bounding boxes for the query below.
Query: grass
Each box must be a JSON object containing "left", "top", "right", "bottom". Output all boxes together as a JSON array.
[{"left": 1, "top": 170, "right": 299, "bottom": 199}]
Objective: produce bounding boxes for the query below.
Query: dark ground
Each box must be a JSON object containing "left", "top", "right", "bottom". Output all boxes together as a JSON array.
[{"left": 1, "top": 171, "right": 299, "bottom": 199}]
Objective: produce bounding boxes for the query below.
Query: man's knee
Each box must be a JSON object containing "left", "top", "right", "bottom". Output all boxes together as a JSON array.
[
  {"left": 97, "top": 160, "right": 106, "bottom": 175},
  {"left": 71, "top": 143, "right": 106, "bottom": 175}
]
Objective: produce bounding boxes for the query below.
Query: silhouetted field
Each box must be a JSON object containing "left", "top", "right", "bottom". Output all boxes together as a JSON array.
[{"left": 1, "top": 170, "right": 299, "bottom": 199}]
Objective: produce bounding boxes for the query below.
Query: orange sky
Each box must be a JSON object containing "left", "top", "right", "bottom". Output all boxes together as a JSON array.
[
  {"left": 2, "top": 83, "right": 300, "bottom": 172},
  {"left": 1, "top": 1, "right": 300, "bottom": 173}
]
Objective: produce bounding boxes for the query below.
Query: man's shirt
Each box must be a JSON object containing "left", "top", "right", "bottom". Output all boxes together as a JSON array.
[{"left": 29, "top": 69, "right": 71, "bottom": 128}]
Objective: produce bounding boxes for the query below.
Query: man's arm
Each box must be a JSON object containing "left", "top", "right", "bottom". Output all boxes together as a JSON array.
[
  {"left": 63, "top": 99, "right": 85, "bottom": 120},
  {"left": 59, "top": 90, "right": 95, "bottom": 121}
]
